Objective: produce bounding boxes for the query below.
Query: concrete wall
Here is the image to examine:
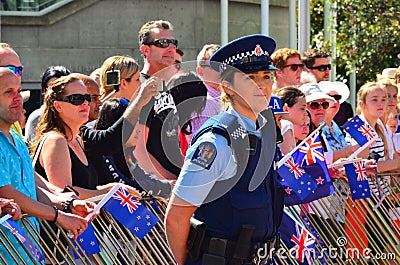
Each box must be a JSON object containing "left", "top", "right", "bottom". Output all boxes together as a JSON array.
[{"left": 0, "top": 0, "right": 290, "bottom": 88}]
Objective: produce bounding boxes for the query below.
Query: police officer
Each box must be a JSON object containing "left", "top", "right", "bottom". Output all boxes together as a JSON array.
[{"left": 165, "top": 34, "right": 284, "bottom": 265}]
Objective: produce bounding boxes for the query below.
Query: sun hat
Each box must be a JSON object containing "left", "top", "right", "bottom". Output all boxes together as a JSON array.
[
  {"left": 298, "top": 83, "right": 335, "bottom": 104},
  {"left": 318, "top": 81, "right": 350, "bottom": 104}
]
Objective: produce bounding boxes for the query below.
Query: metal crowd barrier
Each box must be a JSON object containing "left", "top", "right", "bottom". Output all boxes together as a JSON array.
[
  {"left": 0, "top": 198, "right": 175, "bottom": 265},
  {"left": 2, "top": 173, "right": 400, "bottom": 265}
]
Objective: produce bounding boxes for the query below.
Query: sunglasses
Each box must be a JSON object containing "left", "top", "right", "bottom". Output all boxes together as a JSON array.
[
  {"left": 309, "top": 101, "right": 330, "bottom": 110},
  {"left": 308, "top": 64, "right": 331, "bottom": 72},
  {"left": 1, "top": 65, "right": 23, "bottom": 76},
  {"left": 144, "top": 38, "right": 178, "bottom": 48},
  {"left": 282, "top": 64, "right": 304, "bottom": 71},
  {"left": 57, "top": 94, "right": 92, "bottom": 106},
  {"left": 329, "top": 94, "right": 342, "bottom": 101}
]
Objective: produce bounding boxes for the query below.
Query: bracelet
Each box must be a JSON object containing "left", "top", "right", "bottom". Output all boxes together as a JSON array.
[
  {"left": 62, "top": 198, "right": 76, "bottom": 213},
  {"left": 52, "top": 206, "right": 59, "bottom": 222}
]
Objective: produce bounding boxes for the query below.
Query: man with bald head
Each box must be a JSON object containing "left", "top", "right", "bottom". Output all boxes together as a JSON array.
[
  {"left": 71, "top": 73, "right": 102, "bottom": 122},
  {"left": 0, "top": 69, "right": 90, "bottom": 263},
  {"left": 0, "top": 43, "right": 23, "bottom": 82}
]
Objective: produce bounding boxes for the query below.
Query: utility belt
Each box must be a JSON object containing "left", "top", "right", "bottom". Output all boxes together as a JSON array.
[{"left": 187, "top": 218, "right": 280, "bottom": 265}]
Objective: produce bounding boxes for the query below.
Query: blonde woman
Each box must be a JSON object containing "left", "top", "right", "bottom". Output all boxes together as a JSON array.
[{"left": 99, "top": 55, "right": 142, "bottom": 100}]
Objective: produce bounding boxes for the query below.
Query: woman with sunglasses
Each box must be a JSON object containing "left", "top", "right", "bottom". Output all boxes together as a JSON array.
[
  {"left": 318, "top": 81, "right": 359, "bottom": 162},
  {"left": 299, "top": 83, "right": 335, "bottom": 128},
  {"left": 32, "top": 76, "right": 136, "bottom": 199}
]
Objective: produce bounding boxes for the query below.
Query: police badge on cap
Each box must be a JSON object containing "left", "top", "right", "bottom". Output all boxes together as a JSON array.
[{"left": 210, "top": 34, "right": 278, "bottom": 74}]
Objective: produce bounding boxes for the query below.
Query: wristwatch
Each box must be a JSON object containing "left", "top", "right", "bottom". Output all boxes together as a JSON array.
[{"left": 62, "top": 198, "right": 76, "bottom": 213}]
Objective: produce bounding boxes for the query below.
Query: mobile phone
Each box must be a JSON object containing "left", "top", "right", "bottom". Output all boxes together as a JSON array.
[
  {"left": 106, "top": 70, "right": 120, "bottom": 86},
  {"left": 156, "top": 78, "right": 164, "bottom": 92}
]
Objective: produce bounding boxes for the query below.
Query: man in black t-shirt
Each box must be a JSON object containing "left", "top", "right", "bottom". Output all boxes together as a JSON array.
[{"left": 134, "top": 20, "right": 182, "bottom": 179}]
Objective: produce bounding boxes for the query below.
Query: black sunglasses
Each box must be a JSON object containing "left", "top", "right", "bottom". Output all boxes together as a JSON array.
[
  {"left": 309, "top": 101, "right": 330, "bottom": 110},
  {"left": 144, "top": 38, "right": 178, "bottom": 48},
  {"left": 308, "top": 64, "right": 331, "bottom": 72},
  {"left": 1, "top": 65, "right": 23, "bottom": 76},
  {"left": 282, "top": 64, "right": 304, "bottom": 71},
  {"left": 58, "top": 94, "right": 92, "bottom": 106},
  {"left": 328, "top": 94, "right": 342, "bottom": 101}
]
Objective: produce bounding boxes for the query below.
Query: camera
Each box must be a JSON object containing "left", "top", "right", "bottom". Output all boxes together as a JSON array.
[{"left": 106, "top": 70, "right": 120, "bottom": 86}]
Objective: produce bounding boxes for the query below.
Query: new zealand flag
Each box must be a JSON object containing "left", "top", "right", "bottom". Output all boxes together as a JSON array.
[
  {"left": 103, "top": 186, "right": 159, "bottom": 239},
  {"left": 0, "top": 216, "right": 44, "bottom": 262},
  {"left": 280, "top": 132, "right": 333, "bottom": 205},
  {"left": 279, "top": 211, "right": 316, "bottom": 265},
  {"left": 277, "top": 155, "right": 317, "bottom": 200},
  {"left": 343, "top": 115, "right": 377, "bottom": 147},
  {"left": 344, "top": 160, "right": 371, "bottom": 200},
  {"left": 71, "top": 222, "right": 100, "bottom": 258}
]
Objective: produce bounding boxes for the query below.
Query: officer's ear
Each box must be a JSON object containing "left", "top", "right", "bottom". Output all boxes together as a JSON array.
[{"left": 221, "top": 80, "right": 234, "bottom": 96}]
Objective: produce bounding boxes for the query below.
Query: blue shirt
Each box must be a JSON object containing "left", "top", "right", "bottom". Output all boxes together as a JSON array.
[
  {"left": 173, "top": 107, "right": 267, "bottom": 206},
  {"left": 0, "top": 129, "right": 40, "bottom": 264}
]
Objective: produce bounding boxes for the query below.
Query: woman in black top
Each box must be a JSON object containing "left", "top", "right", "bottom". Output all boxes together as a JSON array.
[{"left": 32, "top": 76, "right": 133, "bottom": 199}]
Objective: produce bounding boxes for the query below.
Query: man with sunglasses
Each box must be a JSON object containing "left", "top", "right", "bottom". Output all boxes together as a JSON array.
[
  {"left": 271, "top": 48, "right": 304, "bottom": 89},
  {"left": 0, "top": 43, "right": 23, "bottom": 82},
  {"left": 135, "top": 20, "right": 183, "bottom": 179},
  {"left": 302, "top": 48, "right": 331, "bottom": 82}
]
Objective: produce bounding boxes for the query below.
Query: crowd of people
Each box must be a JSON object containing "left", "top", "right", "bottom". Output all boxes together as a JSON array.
[{"left": 1, "top": 18, "right": 400, "bottom": 265}]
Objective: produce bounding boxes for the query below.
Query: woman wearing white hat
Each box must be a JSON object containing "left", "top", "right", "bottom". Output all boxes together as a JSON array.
[{"left": 318, "top": 81, "right": 359, "bottom": 161}]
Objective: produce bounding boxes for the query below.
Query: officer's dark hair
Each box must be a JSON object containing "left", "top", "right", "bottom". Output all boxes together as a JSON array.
[
  {"left": 94, "top": 98, "right": 128, "bottom": 130},
  {"left": 302, "top": 49, "right": 329, "bottom": 68},
  {"left": 168, "top": 71, "right": 207, "bottom": 134},
  {"left": 41, "top": 65, "right": 71, "bottom": 92},
  {"left": 274, "top": 86, "right": 305, "bottom": 108}
]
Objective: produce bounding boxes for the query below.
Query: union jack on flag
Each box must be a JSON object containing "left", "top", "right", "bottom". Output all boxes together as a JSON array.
[
  {"left": 279, "top": 211, "right": 316, "bottom": 265},
  {"left": 277, "top": 155, "right": 317, "bottom": 200},
  {"left": 2, "top": 220, "right": 26, "bottom": 243},
  {"left": 284, "top": 157, "right": 306, "bottom": 179},
  {"left": 344, "top": 161, "right": 371, "bottom": 200},
  {"left": 295, "top": 131, "right": 325, "bottom": 165},
  {"left": 0, "top": 218, "right": 44, "bottom": 262},
  {"left": 290, "top": 223, "right": 316, "bottom": 264},
  {"left": 358, "top": 124, "right": 376, "bottom": 141},
  {"left": 112, "top": 188, "right": 141, "bottom": 214},
  {"left": 354, "top": 161, "right": 368, "bottom": 181}
]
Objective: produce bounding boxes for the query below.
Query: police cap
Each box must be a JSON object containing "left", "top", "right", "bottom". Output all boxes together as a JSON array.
[{"left": 210, "top": 34, "right": 278, "bottom": 74}]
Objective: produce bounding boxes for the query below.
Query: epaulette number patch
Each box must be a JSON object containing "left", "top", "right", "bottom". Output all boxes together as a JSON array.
[{"left": 191, "top": 142, "right": 217, "bottom": 169}]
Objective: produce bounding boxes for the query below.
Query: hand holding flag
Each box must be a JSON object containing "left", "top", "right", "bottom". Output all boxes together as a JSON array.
[{"left": 71, "top": 222, "right": 100, "bottom": 258}]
